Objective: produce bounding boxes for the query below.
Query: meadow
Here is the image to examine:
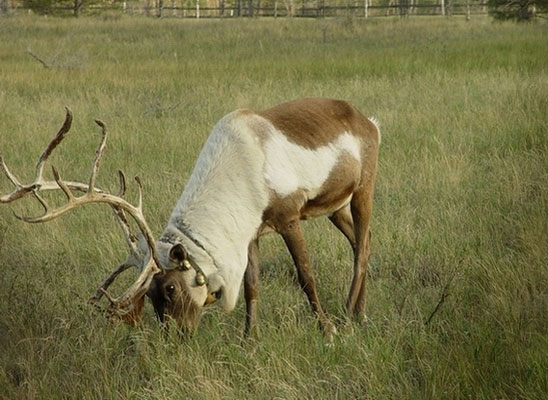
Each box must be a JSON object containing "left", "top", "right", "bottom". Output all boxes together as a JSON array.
[{"left": 0, "top": 15, "right": 547, "bottom": 399}]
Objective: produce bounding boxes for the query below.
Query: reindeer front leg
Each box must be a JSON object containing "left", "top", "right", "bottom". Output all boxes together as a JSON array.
[
  {"left": 243, "top": 239, "right": 260, "bottom": 338},
  {"left": 279, "top": 220, "right": 337, "bottom": 343}
]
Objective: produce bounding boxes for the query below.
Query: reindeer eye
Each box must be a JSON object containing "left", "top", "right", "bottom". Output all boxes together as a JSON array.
[{"left": 166, "top": 285, "right": 175, "bottom": 295}]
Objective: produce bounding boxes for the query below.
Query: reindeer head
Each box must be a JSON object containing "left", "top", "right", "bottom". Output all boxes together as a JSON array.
[
  {"left": 147, "top": 270, "right": 202, "bottom": 334},
  {"left": 146, "top": 243, "right": 213, "bottom": 334}
]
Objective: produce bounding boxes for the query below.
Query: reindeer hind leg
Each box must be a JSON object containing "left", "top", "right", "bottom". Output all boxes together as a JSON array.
[
  {"left": 328, "top": 205, "right": 356, "bottom": 252},
  {"left": 346, "top": 184, "right": 374, "bottom": 319}
]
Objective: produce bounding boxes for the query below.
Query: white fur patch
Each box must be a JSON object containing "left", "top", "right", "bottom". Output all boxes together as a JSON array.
[
  {"left": 263, "top": 130, "right": 361, "bottom": 198},
  {"left": 369, "top": 116, "right": 381, "bottom": 145}
]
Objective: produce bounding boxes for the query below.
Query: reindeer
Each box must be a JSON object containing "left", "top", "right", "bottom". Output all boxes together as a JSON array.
[{"left": 1, "top": 98, "right": 380, "bottom": 342}]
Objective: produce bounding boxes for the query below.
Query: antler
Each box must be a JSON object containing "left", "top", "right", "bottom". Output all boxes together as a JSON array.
[{"left": 0, "top": 108, "right": 161, "bottom": 324}]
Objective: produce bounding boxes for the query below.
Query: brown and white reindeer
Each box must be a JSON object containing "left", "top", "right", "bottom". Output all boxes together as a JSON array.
[{"left": 1, "top": 98, "right": 380, "bottom": 342}]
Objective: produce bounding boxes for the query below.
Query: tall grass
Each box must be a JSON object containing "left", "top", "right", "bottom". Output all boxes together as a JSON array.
[{"left": 0, "top": 15, "right": 547, "bottom": 399}]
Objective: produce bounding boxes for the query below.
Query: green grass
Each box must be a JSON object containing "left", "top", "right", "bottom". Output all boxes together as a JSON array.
[{"left": 1, "top": 15, "right": 547, "bottom": 399}]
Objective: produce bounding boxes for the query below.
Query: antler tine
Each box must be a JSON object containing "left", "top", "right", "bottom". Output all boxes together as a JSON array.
[
  {"left": 106, "top": 256, "right": 161, "bottom": 311},
  {"left": 90, "top": 119, "right": 108, "bottom": 193},
  {"left": 107, "top": 171, "right": 140, "bottom": 259},
  {"left": 52, "top": 166, "right": 75, "bottom": 201},
  {"left": 107, "top": 171, "right": 134, "bottom": 250},
  {"left": 88, "top": 262, "right": 133, "bottom": 305},
  {"left": 100, "top": 288, "right": 118, "bottom": 306},
  {"left": 130, "top": 175, "right": 161, "bottom": 265},
  {"left": 134, "top": 176, "right": 144, "bottom": 212},
  {"left": 1, "top": 155, "right": 27, "bottom": 203},
  {"left": 35, "top": 107, "right": 73, "bottom": 185},
  {"left": 0, "top": 156, "right": 22, "bottom": 188},
  {"left": 111, "top": 206, "right": 138, "bottom": 249},
  {"left": 117, "top": 170, "right": 127, "bottom": 197}
]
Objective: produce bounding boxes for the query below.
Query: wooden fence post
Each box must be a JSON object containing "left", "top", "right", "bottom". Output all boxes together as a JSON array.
[
  {"left": 157, "top": 0, "right": 163, "bottom": 17},
  {"left": 1, "top": 0, "right": 9, "bottom": 15},
  {"left": 220, "top": 0, "right": 225, "bottom": 17}
]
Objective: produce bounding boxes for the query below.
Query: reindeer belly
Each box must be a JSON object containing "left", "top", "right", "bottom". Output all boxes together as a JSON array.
[
  {"left": 300, "top": 155, "right": 361, "bottom": 219},
  {"left": 301, "top": 186, "right": 354, "bottom": 220},
  {"left": 261, "top": 154, "right": 361, "bottom": 230}
]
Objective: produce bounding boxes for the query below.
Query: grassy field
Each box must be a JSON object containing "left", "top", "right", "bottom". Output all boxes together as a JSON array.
[{"left": 0, "top": 15, "right": 547, "bottom": 399}]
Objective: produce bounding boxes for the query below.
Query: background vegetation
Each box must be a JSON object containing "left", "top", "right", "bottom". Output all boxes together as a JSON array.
[
  {"left": 0, "top": 15, "right": 547, "bottom": 399},
  {"left": 5, "top": 0, "right": 547, "bottom": 22},
  {"left": 0, "top": 0, "right": 499, "bottom": 18}
]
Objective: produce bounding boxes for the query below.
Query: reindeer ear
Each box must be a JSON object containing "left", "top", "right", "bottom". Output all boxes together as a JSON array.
[{"left": 169, "top": 243, "right": 188, "bottom": 269}]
